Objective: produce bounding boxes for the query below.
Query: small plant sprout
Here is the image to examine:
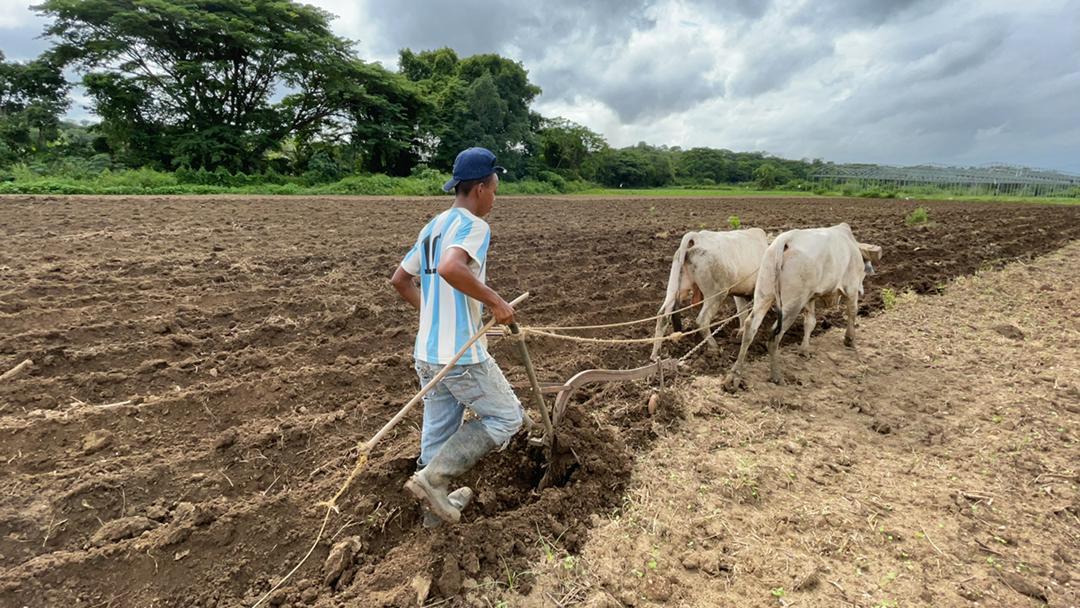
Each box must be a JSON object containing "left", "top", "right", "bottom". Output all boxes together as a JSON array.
[
  {"left": 771, "top": 587, "right": 786, "bottom": 598},
  {"left": 906, "top": 206, "right": 929, "bottom": 225},
  {"left": 728, "top": 215, "right": 741, "bottom": 229},
  {"left": 882, "top": 288, "right": 897, "bottom": 310}
]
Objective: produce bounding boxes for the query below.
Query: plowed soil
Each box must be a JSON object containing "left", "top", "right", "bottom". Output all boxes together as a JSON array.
[{"left": 1, "top": 195, "right": 1077, "bottom": 607}]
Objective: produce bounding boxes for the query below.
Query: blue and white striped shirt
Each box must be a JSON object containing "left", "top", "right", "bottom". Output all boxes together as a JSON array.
[{"left": 401, "top": 207, "right": 492, "bottom": 364}]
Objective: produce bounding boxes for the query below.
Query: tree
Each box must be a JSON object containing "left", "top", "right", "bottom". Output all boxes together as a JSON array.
[
  {"left": 36, "top": 0, "right": 377, "bottom": 171},
  {"left": 752, "top": 161, "right": 793, "bottom": 189},
  {"left": 593, "top": 144, "right": 675, "bottom": 188},
  {"left": 0, "top": 51, "right": 69, "bottom": 165},
  {"left": 537, "top": 117, "right": 608, "bottom": 179},
  {"left": 399, "top": 48, "right": 541, "bottom": 176}
]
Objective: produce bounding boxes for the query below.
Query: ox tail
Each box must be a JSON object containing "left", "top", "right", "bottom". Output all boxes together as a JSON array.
[
  {"left": 771, "top": 238, "right": 788, "bottom": 338},
  {"left": 663, "top": 232, "right": 696, "bottom": 329},
  {"left": 655, "top": 232, "right": 696, "bottom": 339}
]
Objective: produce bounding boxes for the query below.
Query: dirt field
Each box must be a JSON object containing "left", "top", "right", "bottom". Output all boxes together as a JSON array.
[{"left": 1, "top": 195, "right": 1077, "bottom": 607}]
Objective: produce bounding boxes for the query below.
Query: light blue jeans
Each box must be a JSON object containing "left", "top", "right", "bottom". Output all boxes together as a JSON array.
[{"left": 414, "top": 357, "right": 524, "bottom": 468}]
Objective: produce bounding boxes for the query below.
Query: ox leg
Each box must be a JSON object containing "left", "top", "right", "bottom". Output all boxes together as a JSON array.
[
  {"left": 768, "top": 301, "right": 802, "bottom": 385},
  {"left": 843, "top": 295, "right": 858, "bottom": 348},
  {"left": 723, "top": 300, "right": 770, "bottom": 392},
  {"left": 733, "top": 296, "right": 751, "bottom": 336},
  {"left": 799, "top": 299, "right": 816, "bottom": 358},
  {"left": 696, "top": 297, "right": 720, "bottom": 352}
]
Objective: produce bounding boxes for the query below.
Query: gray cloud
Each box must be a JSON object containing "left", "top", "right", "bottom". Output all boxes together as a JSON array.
[
  {"left": 790, "top": 0, "right": 930, "bottom": 28},
  {"left": 0, "top": 22, "right": 52, "bottom": 61},
  {"left": 3, "top": 0, "right": 1079, "bottom": 171}
]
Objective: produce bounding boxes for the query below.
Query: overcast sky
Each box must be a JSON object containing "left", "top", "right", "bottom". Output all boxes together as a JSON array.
[{"left": 3, "top": 0, "right": 1078, "bottom": 172}]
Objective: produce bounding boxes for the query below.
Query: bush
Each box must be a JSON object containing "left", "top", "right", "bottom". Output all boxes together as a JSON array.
[
  {"left": 727, "top": 215, "right": 741, "bottom": 230},
  {"left": 906, "top": 206, "right": 930, "bottom": 225},
  {"left": 95, "top": 168, "right": 177, "bottom": 189},
  {"left": 537, "top": 170, "right": 568, "bottom": 192},
  {"left": 499, "top": 180, "right": 561, "bottom": 195}
]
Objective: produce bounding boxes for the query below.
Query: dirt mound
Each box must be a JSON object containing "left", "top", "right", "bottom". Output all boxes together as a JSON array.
[{"left": 1, "top": 195, "right": 1078, "bottom": 606}]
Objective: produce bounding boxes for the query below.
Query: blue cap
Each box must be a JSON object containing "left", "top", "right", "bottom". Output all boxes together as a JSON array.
[{"left": 443, "top": 147, "right": 506, "bottom": 193}]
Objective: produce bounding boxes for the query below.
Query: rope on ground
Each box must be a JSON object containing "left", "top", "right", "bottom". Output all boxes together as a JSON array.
[
  {"left": 251, "top": 451, "right": 369, "bottom": 608},
  {"left": 527, "top": 268, "right": 757, "bottom": 332}
]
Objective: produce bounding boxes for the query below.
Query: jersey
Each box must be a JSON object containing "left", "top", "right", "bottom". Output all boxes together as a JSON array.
[{"left": 400, "top": 207, "right": 492, "bottom": 365}]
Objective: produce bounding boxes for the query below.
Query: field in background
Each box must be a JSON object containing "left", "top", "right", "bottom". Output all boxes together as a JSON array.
[{"left": 1, "top": 195, "right": 1077, "bottom": 606}]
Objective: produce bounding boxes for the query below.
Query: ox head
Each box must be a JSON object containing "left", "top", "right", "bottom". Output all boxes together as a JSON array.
[{"left": 858, "top": 243, "right": 882, "bottom": 276}]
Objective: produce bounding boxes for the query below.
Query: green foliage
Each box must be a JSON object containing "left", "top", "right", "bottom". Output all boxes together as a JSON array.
[
  {"left": 399, "top": 48, "right": 540, "bottom": 177},
  {"left": 594, "top": 143, "right": 675, "bottom": 188},
  {"left": 537, "top": 117, "right": 608, "bottom": 180},
  {"left": 881, "top": 288, "right": 897, "bottom": 310},
  {"left": 753, "top": 161, "right": 794, "bottom": 189},
  {"left": 906, "top": 206, "right": 930, "bottom": 225},
  {"left": 0, "top": 51, "right": 70, "bottom": 163},
  {"left": 728, "top": 215, "right": 741, "bottom": 229},
  {"left": 37, "top": 0, "right": 399, "bottom": 172}
]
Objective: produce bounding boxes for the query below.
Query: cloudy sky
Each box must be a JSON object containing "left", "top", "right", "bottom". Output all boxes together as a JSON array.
[{"left": 3, "top": 0, "right": 1078, "bottom": 172}]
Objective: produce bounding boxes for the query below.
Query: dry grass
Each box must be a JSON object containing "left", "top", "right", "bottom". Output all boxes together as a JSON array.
[{"left": 507, "top": 241, "right": 1080, "bottom": 608}]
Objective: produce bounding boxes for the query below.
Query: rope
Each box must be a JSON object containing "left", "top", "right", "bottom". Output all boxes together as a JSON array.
[
  {"left": 522, "top": 327, "right": 690, "bottom": 344},
  {"left": 678, "top": 310, "right": 744, "bottom": 364},
  {"left": 527, "top": 268, "right": 758, "bottom": 332},
  {"left": 250, "top": 451, "right": 368, "bottom": 608},
  {"left": 521, "top": 308, "right": 746, "bottom": 346}
]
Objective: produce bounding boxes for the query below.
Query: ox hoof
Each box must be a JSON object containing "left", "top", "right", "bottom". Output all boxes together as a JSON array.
[
  {"left": 769, "top": 373, "right": 787, "bottom": 386},
  {"left": 844, "top": 336, "right": 856, "bottom": 348},
  {"left": 722, "top": 374, "right": 743, "bottom": 393},
  {"left": 798, "top": 348, "right": 813, "bottom": 359}
]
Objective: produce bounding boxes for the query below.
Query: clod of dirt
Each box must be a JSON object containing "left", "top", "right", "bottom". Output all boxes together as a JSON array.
[
  {"left": 993, "top": 324, "right": 1025, "bottom": 340},
  {"left": 169, "top": 334, "right": 198, "bottom": 347},
  {"left": 212, "top": 428, "right": 238, "bottom": 450},
  {"left": 323, "top": 536, "right": 361, "bottom": 587},
  {"left": 461, "top": 552, "right": 480, "bottom": 576},
  {"left": 411, "top": 573, "right": 433, "bottom": 605},
  {"left": 81, "top": 430, "right": 114, "bottom": 454},
  {"left": 792, "top": 566, "right": 822, "bottom": 591},
  {"left": 91, "top": 516, "right": 156, "bottom": 545},
  {"left": 437, "top": 559, "right": 463, "bottom": 596},
  {"left": 643, "top": 576, "right": 674, "bottom": 601},
  {"left": 870, "top": 420, "right": 892, "bottom": 434},
  {"left": 997, "top": 571, "right": 1047, "bottom": 602},
  {"left": 136, "top": 359, "right": 169, "bottom": 373}
]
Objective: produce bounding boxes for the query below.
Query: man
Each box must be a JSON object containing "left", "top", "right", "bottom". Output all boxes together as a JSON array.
[{"left": 390, "top": 147, "right": 524, "bottom": 525}]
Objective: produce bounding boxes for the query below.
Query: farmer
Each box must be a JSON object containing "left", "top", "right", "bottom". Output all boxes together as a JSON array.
[{"left": 390, "top": 146, "right": 524, "bottom": 525}]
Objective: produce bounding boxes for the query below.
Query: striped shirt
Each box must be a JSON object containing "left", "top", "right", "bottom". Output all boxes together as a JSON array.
[{"left": 401, "top": 207, "right": 492, "bottom": 364}]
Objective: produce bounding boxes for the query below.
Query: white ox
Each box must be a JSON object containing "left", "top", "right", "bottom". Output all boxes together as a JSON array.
[
  {"left": 723, "top": 223, "right": 882, "bottom": 390},
  {"left": 652, "top": 228, "right": 769, "bottom": 359}
]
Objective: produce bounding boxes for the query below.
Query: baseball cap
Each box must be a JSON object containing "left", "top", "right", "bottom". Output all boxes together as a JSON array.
[{"left": 442, "top": 147, "right": 506, "bottom": 193}]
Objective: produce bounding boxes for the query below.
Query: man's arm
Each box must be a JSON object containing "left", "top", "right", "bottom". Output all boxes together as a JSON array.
[
  {"left": 437, "top": 247, "right": 515, "bottom": 324},
  {"left": 390, "top": 265, "right": 420, "bottom": 310}
]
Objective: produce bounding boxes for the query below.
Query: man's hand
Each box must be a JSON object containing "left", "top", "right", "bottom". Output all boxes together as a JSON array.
[{"left": 491, "top": 298, "right": 515, "bottom": 325}]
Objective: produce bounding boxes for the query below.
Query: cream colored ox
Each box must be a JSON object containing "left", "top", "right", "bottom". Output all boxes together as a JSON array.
[
  {"left": 724, "top": 223, "right": 882, "bottom": 391},
  {"left": 652, "top": 228, "right": 769, "bottom": 359}
]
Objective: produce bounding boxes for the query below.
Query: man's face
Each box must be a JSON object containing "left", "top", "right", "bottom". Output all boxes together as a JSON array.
[{"left": 476, "top": 173, "right": 499, "bottom": 217}]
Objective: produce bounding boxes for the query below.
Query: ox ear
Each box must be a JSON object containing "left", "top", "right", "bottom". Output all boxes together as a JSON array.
[
  {"left": 858, "top": 243, "right": 882, "bottom": 265},
  {"left": 864, "top": 261, "right": 876, "bottom": 276}
]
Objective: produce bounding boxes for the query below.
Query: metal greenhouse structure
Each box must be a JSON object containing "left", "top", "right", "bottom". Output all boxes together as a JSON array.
[{"left": 813, "top": 164, "right": 1080, "bottom": 197}]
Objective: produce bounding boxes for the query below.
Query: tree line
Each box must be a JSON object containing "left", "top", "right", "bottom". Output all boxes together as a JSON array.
[{"left": 1, "top": 0, "right": 830, "bottom": 190}]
